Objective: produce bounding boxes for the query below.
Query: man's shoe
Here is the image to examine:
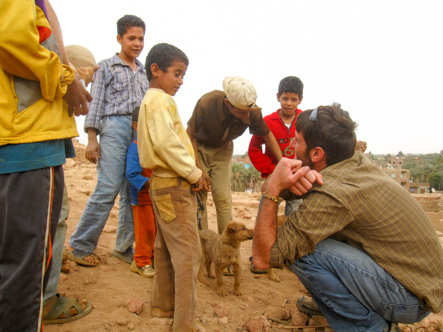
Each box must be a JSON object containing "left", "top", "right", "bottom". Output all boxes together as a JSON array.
[
  {"left": 384, "top": 322, "right": 401, "bottom": 332},
  {"left": 249, "top": 256, "right": 268, "bottom": 274},
  {"left": 296, "top": 296, "right": 323, "bottom": 316},
  {"left": 130, "top": 261, "right": 154, "bottom": 278},
  {"left": 151, "top": 307, "right": 174, "bottom": 318}
]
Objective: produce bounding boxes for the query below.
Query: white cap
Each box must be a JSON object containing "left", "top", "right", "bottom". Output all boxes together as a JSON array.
[{"left": 222, "top": 76, "right": 261, "bottom": 111}]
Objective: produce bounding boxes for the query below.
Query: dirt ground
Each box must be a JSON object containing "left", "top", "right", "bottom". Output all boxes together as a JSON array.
[{"left": 45, "top": 141, "right": 443, "bottom": 332}]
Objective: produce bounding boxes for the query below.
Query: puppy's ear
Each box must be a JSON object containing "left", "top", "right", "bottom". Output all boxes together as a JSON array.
[{"left": 227, "top": 222, "right": 237, "bottom": 233}]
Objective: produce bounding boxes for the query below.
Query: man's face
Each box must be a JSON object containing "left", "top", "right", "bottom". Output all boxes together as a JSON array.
[
  {"left": 224, "top": 99, "right": 251, "bottom": 120},
  {"left": 117, "top": 26, "right": 145, "bottom": 60},
  {"left": 290, "top": 131, "right": 315, "bottom": 169}
]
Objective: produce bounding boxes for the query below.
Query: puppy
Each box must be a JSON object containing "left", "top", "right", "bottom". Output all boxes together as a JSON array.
[{"left": 198, "top": 221, "right": 253, "bottom": 296}]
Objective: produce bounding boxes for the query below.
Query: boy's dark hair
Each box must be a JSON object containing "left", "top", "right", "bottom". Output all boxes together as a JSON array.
[
  {"left": 278, "top": 76, "right": 303, "bottom": 97},
  {"left": 117, "top": 15, "right": 145, "bottom": 36},
  {"left": 132, "top": 106, "right": 140, "bottom": 123},
  {"left": 295, "top": 102, "right": 357, "bottom": 166},
  {"left": 145, "top": 43, "right": 189, "bottom": 81}
]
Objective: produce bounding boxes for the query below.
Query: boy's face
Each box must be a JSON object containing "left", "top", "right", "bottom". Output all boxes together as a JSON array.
[
  {"left": 117, "top": 27, "right": 145, "bottom": 60},
  {"left": 277, "top": 92, "right": 303, "bottom": 117},
  {"left": 223, "top": 99, "right": 251, "bottom": 120},
  {"left": 151, "top": 60, "right": 187, "bottom": 96}
]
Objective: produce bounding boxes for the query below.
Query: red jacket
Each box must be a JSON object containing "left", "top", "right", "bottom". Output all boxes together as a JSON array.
[{"left": 248, "top": 109, "right": 302, "bottom": 178}]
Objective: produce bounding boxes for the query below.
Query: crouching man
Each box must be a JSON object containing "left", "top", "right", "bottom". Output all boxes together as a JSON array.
[{"left": 252, "top": 103, "right": 443, "bottom": 332}]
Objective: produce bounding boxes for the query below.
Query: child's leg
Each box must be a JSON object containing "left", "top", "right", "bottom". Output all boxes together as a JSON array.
[
  {"left": 132, "top": 204, "right": 156, "bottom": 266},
  {"left": 150, "top": 177, "right": 201, "bottom": 332},
  {"left": 69, "top": 116, "right": 133, "bottom": 254}
]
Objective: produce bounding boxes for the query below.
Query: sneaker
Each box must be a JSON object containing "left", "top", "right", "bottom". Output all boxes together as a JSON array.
[
  {"left": 384, "top": 322, "right": 401, "bottom": 332},
  {"left": 130, "top": 261, "right": 155, "bottom": 278},
  {"left": 296, "top": 296, "right": 323, "bottom": 316}
]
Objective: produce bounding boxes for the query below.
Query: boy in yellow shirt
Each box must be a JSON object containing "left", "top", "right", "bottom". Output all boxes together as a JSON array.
[{"left": 137, "top": 43, "right": 202, "bottom": 332}]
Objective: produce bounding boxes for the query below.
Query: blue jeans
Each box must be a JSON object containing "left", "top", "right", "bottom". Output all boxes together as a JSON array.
[
  {"left": 69, "top": 116, "right": 134, "bottom": 253},
  {"left": 289, "top": 238, "right": 430, "bottom": 332}
]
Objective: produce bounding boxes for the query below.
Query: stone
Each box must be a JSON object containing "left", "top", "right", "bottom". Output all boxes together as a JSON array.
[
  {"left": 264, "top": 306, "right": 290, "bottom": 320},
  {"left": 126, "top": 298, "right": 144, "bottom": 315}
]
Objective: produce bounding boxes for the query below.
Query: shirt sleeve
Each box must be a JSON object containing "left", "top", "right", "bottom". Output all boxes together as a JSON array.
[
  {"left": 248, "top": 134, "right": 275, "bottom": 178},
  {"left": 126, "top": 143, "right": 148, "bottom": 192},
  {"left": 84, "top": 62, "right": 107, "bottom": 132},
  {"left": 0, "top": 0, "right": 74, "bottom": 101},
  {"left": 248, "top": 110, "right": 270, "bottom": 136},
  {"left": 146, "top": 93, "right": 201, "bottom": 182},
  {"left": 270, "top": 189, "right": 354, "bottom": 268}
]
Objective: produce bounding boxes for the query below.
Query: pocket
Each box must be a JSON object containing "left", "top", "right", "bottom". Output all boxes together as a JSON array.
[{"left": 152, "top": 194, "right": 176, "bottom": 223}]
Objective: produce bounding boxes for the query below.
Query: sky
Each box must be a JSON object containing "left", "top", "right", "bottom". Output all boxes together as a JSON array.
[{"left": 50, "top": 0, "right": 443, "bottom": 155}]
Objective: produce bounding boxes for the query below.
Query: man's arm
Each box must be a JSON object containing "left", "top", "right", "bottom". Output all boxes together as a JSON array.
[
  {"left": 262, "top": 131, "right": 283, "bottom": 162},
  {"left": 252, "top": 158, "right": 323, "bottom": 269}
]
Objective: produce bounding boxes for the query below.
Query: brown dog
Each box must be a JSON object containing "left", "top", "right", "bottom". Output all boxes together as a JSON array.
[{"left": 198, "top": 221, "right": 253, "bottom": 296}]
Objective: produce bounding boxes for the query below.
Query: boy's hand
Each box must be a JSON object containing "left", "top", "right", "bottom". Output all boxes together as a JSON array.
[
  {"left": 64, "top": 77, "right": 92, "bottom": 116},
  {"left": 85, "top": 134, "right": 100, "bottom": 164},
  {"left": 192, "top": 178, "right": 203, "bottom": 192}
]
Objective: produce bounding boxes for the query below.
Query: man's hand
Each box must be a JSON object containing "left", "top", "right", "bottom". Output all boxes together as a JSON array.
[
  {"left": 192, "top": 178, "right": 203, "bottom": 192},
  {"left": 202, "top": 170, "right": 212, "bottom": 192},
  {"left": 265, "top": 158, "right": 323, "bottom": 197},
  {"left": 63, "top": 77, "right": 92, "bottom": 116}
]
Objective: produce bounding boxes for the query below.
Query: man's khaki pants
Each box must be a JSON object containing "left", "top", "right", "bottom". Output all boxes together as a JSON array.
[{"left": 198, "top": 142, "right": 233, "bottom": 234}]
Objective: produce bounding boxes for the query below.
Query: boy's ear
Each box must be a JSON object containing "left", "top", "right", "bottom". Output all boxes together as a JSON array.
[
  {"left": 116, "top": 34, "right": 122, "bottom": 45},
  {"left": 276, "top": 93, "right": 280, "bottom": 102},
  {"left": 150, "top": 63, "right": 161, "bottom": 78},
  {"left": 299, "top": 96, "right": 303, "bottom": 104}
]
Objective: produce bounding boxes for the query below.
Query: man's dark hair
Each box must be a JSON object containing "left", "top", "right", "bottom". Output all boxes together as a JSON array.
[
  {"left": 278, "top": 76, "right": 303, "bottom": 97},
  {"left": 132, "top": 106, "right": 140, "bottom": 123},
  {"left": 295, "top": 102, "right": 357, "bottom": 166},
  {"left": 145, "top": 43, "right": 189, "bottom": 81},
  {"left": 117, "top": 15, "right": 145, "bottom": 36}
]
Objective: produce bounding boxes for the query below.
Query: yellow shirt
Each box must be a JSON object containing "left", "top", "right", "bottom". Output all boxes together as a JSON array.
[
  {"left": 0, "top": 0, "right": 77, "bottom": 146},
  {"left": 138, "top": 88, "right": 201, "bottom": 184}
]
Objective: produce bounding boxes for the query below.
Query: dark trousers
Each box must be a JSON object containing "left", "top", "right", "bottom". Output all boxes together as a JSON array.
[{"left": 0, "top": 166, "right": 63, "bottom": 332}]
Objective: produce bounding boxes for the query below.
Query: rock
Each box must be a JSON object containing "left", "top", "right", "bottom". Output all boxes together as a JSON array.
[
  {"left": 82, "top": 174, "right": 93, "bottom": 180},
  {"left": 61, "top": 260, "right": 70, "bottom": 274},
  {"left": 103, "top": 226, "right": 117, "bottom": 233},
  {"left": 264, "top": 306, "right": 290, "bottom": 320},
  {"left": 147, "top": 318, "right": 170, "bottom": 326},
  {"left": 64, "top": 159, "right": 76, "bottom": 168},
  {"left": 126, "top": 298, "right": 144, "bottom": 315},
  {"left": 245, "top": 317, "right": 264, "bottom": 332},
  {"left": 214, "top": 306, "right": 228, "bottom": 318},
  {"left": 116, "top": 318, "right": 129, "bottom": 326},
  {"left": 127, "top": 322, "right": 135, "bottom": 330},
  {"left": 58, "top": 273, "right": 68, "bottom": 281},
  {"left": 219, "top": 317, "right": 229, "bottom": 325},
  {"left": 79, "top": 189, "right": 90, "bottom": 196},
  {"left": 196, "top": 323, "right": 206, "bottom": 332},
  {"left": 241, "top": 295, "right": 254, "bottom": 302},
  {"left": 291, "top": 310, "right": 308, "bottom": 326}
]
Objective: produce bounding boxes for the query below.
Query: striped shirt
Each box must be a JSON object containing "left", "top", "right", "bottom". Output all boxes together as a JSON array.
[
  {"left": 84, "top": 54, "right": 149, "bottom": 132},
  {"left": 270, "top": 152, "right": 443, "bottom": 312}
]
